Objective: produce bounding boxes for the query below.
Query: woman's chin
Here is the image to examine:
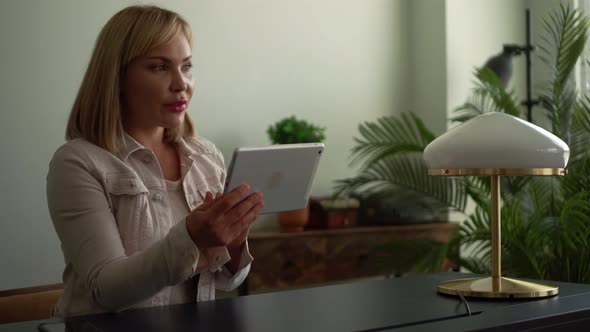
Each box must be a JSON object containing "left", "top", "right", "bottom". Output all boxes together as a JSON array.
[{"left": 164, "top": 115, "right": 185, "bottom": 129}]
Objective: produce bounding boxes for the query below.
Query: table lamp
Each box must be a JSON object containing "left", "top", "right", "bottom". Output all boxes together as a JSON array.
[{"left": 423, "top": 112, "right": 570, "bottom": 298}]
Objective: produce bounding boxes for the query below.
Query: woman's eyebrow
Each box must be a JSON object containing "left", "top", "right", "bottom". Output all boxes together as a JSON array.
[{"left": 145, "top": 55, "right": 192, "bottom": 62}]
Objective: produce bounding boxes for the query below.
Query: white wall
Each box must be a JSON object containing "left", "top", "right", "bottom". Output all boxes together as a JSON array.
[
  {"left": 407, "top": 0, "right": 447, "bottom": 136},
  {"left": 0, "top": 0, "right": 407, "bottom": 289}
]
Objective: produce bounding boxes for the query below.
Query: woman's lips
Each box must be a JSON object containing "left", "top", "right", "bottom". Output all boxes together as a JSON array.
[{"left": 166, "top": 100, "right": 187, "bottom": 113}]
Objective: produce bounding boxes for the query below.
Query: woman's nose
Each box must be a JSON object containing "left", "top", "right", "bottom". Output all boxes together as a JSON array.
[{"left": 170, "top": 71, "right": 188, "bottom": 92}]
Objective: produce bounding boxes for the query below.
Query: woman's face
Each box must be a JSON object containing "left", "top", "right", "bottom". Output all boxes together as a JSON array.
[{"left": 122, "top": 33, "right": 194, "bottom": 131}]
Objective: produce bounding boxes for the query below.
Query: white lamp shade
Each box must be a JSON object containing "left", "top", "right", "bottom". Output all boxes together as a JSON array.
[{"left": 423, "top": 112, "right": 570, "bottom": 169}]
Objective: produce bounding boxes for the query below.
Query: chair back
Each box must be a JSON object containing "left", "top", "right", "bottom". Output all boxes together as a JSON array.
[{"left": 0, "top": 284, "right": 63, "bottom": 323}]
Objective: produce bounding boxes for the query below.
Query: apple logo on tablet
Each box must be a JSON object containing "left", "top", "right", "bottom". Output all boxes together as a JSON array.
[{"left": 268, "top": 171, "right": 284, "bottom": 190}]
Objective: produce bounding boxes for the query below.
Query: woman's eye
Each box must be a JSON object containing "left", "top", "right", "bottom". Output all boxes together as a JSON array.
[
  {"left": 150, "top": 64, "right": 167, "bottom": 71},
  {"left": 182, "top": 63, "right": 193, "bottom": 72}
]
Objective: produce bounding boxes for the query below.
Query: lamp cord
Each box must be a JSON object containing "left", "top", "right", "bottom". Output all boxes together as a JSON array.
[{"left": 455, "top": 290, "right": 472, "bottom": 316}]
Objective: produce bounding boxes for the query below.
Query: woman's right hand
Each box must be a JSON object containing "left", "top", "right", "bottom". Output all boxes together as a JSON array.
[{"left": 185, "top": 184, "right": 264, "bottom": 249}]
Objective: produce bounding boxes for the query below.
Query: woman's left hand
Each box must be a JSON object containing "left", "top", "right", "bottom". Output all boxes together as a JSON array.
[
  {"left": 204, "top": 191, "right": 256, "bottom": 273},
  {"left": 227, "top": 227, "right": 249, "bottom": 251},
  {"left": 210, "top": 192, "right": 254, "bottom": 249}
]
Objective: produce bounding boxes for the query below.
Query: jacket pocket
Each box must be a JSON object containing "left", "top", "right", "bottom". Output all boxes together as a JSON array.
[
  {"left": 183, "top": 177, "right": 223, "bottom": 211},
  {"left": 196, "top": 178, "right": 224, "bottom": 200},
  {"left": 106, "top": 173, "right": 149, "bottom": 195},
  {"left": 105, "top": 172, "right": 152, "bottom": 254}
]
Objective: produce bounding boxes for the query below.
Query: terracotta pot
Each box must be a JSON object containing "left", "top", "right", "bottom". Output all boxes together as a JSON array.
[{"left": 277, "top": 204, "right": 310, "bottom": 232}]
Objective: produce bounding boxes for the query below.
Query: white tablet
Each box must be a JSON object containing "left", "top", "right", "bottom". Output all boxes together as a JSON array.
[{"left": 224, "top": 143, "right": 324, "bottom": 214}]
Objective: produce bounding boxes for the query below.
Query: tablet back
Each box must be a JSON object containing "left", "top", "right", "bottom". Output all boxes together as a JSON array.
[{"left": 224, "top": 143, "right": 324, "bottom": 214}]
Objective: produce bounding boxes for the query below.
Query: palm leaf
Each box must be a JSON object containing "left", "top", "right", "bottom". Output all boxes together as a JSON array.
[
  {"left": 562, "top": 158, "right": 590, "bottom": 200},
  {"left": 350, "top": 113, "right": 436, "bottom": 170},
  {"left": 454, "top": 205, "right": 492, "bottom": 260},
  {"left": 473, "top": 68, "right": 522, "bottom": 117},
  {"left": 502, "top": 177, "right": 532, "bottom": 199},
  {"left": 334, "top": 153, "right": 468, "bottom": 213},
  {"left": 540, "top": 193, "right": 590, "bottom": 282},
  {"left": 568, "top": 94, "right": 590, "bottom": 164},
  {"left": 451, "top": 94, "right": 493, "bottom": 123},
  {"left": 537, "top": 3, "right": 589, "bottom": 139},
  {"left": 569, "top": 125, "right": 590, "bottom": 164},
  {"left": 451, "top": 68, "right": 521, "bottom": 124},
  {"left": 449, "top": 208, "right": 493, "bottom": 275},
  {"left": 524, "top": 177, "right": 558, "bottom": 217},
  {"left": 500, "top": 199, "right": 551, "bottom": 279},
  {"left": 574, "top": 95, "right": 590, "bottom": 134},
  {"left": 461, "top": 176, "right": 490, "bottom": 208},
  {"left": 557, "top": 192, "right": 590, "bottom": 249}
]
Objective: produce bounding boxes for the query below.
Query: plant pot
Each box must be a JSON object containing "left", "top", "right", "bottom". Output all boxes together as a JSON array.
[{"left": 277, "top": 204, "right": 310, "bottom": 232}]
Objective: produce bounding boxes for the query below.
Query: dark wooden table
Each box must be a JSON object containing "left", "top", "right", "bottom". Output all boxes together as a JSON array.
[{"left": 4, "top": 272, "right": 590, "bottom": 331}]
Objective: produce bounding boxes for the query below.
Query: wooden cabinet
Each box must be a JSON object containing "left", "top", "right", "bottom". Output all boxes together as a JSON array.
[{"left": 240, "top": 223, "right": 457, "bottom": 294}]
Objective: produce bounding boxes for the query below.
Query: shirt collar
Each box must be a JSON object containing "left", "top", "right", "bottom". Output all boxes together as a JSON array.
[
  {"left": 119, "top": 133, "right": 145, "bottom": 161},
  {"left": 119, "top": 133, "right": 199, "bottom": 162},
  {"left": 176, "top": 136, "right": 194, "bottom": 158}
]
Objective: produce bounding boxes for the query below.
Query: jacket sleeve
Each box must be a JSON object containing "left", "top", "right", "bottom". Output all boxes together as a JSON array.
[
  {"left": 200, "top": 139, "right": 253, "bottom": 291},
  {"left": 210, "top": 242, "right": 254, "bottom": 291},
  {"left": 47, "top": 145, "right": 207, "bottom": 312},
  {"left": 206, "top": 142, "right": 254, "bottom": 292}
]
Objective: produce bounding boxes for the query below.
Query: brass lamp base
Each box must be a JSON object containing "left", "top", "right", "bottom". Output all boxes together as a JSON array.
[
  {"left": 438, "top": 277, "right": 558, "bottom": 299},
  {"left": 429, "top": 168, "right": 564, "bottom": 300}
]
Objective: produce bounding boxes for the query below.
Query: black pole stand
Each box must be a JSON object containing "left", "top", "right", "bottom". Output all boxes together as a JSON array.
[
  {"left": 503, "top": 9, "right": 538, "bottom": 123},
  {"left": 523, "top": 9, "right": 538, "bottom": 123}
]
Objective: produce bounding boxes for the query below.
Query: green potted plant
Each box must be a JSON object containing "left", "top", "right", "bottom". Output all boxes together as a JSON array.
[
  {"left": 267, "top": 115, "right": 326, "bottom": 232},
  {"left": 267, "top": 115, "right": 326, "bottom": 145},
  {"left": 335, "top": 3, "right": 590, "bottom": 282}
]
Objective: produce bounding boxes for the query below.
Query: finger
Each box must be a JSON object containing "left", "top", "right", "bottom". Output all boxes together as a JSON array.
[
  {"left": 224, "top": 218, "right": 251, "bottom": 245},
  {"left": 215, "top": 192, "right": 223, "bottom": 200},
  {"left": 248, "top": 201, "right": 264, "bottom": 224},
  {"left": 222, "top": 200, "right": 261, "bottom": 244},
  {"left": 195, "top": 192, "right": 216, "bottom": 211},
  {"left": 210, "top": 183, "right": 251, "bottom": 215},
  {"left": 225, "top": 192, "right": 263, "bottom": 221},
  {"left": 244, "top": 203, "right": 263, "bottom": 226},
  {"left": 229, "top": 199, "right": 264, "bottom": 228},
  {"left": 233, "top": 226, "right": 250, "bottom": 245}
]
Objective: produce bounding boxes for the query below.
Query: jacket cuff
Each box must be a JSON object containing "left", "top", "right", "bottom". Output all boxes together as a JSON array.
[
  {"left": 166, "top": 220, "right": 209, "bottom": 282},
  {"left": 222, "top": 240, "right": 254, "bottom": 276},
  {"left": 215, "top": 241, "right": 253, "bottom": 291},
  {"left": 205, "top": 246, "right": 231, "bottom": 272}
]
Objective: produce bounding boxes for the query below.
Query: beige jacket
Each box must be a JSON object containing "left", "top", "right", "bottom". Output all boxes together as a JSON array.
[{"left": 46, "top": 134, "right": 252, "bottom": 317}]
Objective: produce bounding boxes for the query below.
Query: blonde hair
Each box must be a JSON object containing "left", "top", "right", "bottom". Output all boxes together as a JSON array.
[{"left": 66, "top": 5, "right": 195, "bottom": 153}]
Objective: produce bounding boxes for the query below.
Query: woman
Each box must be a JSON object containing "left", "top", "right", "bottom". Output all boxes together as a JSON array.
[{"left": 46, "top": 5, "right": 264, "bottom": 317}]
